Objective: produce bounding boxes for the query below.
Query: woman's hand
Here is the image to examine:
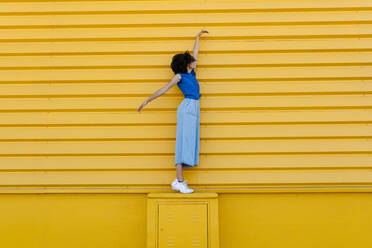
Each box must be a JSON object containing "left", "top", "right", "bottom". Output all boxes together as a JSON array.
[
  {"left": 137, "top": 99, "right": 149, "bottom": 113},
  {"left": 196, "top": 29, "right": 209, "bottom": 37}
]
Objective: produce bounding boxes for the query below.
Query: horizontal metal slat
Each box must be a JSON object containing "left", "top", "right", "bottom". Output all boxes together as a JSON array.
[
  {"left": 1, "top": 39, "right": 371, "bottom": 54},
  {"left": 0, "top": 95, "right": 370, "bottom": 110},
  {"left": 0, "top": 81, "right": 370, "bottom": 96},
  {"left": 1, "top": 11, "right": 371, "bottom": 27},
  {"left": 0, "top": 139, "right": 370, "bottom": 154},
  {"left": 0, "top": 169, "right": 370, "bottom": 186},
  {"left": 1, "top": 52, "right": 372, "bottom": 67},
  {"left": 0, "top": 154, "right": 371, "bottom": 170},
  {"left": 0, "top": 124, "right": 370, "bottom": 139},
  {"left": 0, "top": 0, "right": 370, "bottom": 14},
  {"left": 0, "top": 24, "right": 371, "bottom": 41},
  {"left": 0, "top": 110, "right": 370, "bottom": 124},
  {"left": 0, "top": 66, "right": 372, "bottom": 81}
]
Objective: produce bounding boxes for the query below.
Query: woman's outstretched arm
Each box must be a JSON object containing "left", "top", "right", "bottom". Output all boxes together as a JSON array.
[
  {"left": 137, "top": 74, "right": 181, "bottom": 112},
  {"left": 193, "top": 29, "right": 209, "bottom": 60}
]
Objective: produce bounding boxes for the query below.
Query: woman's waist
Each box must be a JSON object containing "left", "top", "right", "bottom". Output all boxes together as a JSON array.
[{"left": 184, "top": 96, "right": 200, "bottom": 100}]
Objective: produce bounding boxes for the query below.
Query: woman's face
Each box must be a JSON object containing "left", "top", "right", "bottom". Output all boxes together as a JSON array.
[{"left": 189, "top": 59, "right": 197, "bottom": 69}]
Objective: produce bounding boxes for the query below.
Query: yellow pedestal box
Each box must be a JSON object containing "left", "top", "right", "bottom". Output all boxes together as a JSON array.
[{"left": 147, "top": 193, "right": 219, "bottom": 248}]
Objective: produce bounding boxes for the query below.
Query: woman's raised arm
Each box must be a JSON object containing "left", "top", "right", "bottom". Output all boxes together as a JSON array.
[{"left": 193, "top": 29, "right": 209, "bottom": 60}]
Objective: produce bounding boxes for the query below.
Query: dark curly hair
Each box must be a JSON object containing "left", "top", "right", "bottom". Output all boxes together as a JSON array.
[{"left": 170, "top": 50, "right": 196, "bottom": 74}]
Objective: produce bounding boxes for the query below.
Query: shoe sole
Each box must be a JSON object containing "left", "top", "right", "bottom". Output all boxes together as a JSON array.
[{"left": 171, "top": 185, "right": 194, "bottom": 193}]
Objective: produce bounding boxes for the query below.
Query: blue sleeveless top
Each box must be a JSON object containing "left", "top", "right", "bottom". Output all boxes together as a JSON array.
[{"left": 176, "top": 69, "right": 202, "bottom": 100}]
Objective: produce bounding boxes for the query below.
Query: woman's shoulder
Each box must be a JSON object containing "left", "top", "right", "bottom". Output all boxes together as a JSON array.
[
  {"left": 175, "top": 69, "right": 195, "bottom": 79},
  {"left": 175, "top": 73, "right": 182, "bottom": 83}
]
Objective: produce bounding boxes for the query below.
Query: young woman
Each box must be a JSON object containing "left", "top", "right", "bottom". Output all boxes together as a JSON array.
[{"left": 137, "top": 29, "right": 209, "bottom": 193}]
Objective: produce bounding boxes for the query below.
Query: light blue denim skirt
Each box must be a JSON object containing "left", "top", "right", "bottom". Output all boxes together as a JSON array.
[{"left": 175, "top": 98, "right": 200, "bottom": 168}]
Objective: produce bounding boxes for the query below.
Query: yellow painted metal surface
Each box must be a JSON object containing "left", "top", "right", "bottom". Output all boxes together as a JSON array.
[
  {"left": 0, "top": 0, "right": 371, "bottom": 190},
  {"left": 0, "top": 0, "right": 371, "bottom": 247},
  {"left": 0, "top": 193, "right": 147, "bottom": 248},
  {"left": 219, "top": 193, "right": 372, "bottom": 248}
]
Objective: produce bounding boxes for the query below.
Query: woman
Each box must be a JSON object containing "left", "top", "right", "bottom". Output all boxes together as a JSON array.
[{"left": 137, "top": 29, "right": 209, "bottom": 193}]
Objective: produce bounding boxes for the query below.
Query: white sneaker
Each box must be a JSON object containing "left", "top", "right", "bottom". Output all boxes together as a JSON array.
[{"left": 171, "top": 178, "right": 194, "bottom": 193}]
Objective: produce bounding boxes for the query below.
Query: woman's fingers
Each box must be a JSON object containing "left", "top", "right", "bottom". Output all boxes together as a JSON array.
[
  {"left": 137, "top": 101, "right": 148, "bottom": 112},
  {"left": 197, "top": 29, "right": 209, "bottom": 36}
]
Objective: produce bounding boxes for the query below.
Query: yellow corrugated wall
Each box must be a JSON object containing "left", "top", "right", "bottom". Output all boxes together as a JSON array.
[{"left": 0, "top": 0, "right": 371, "bottom": 247}]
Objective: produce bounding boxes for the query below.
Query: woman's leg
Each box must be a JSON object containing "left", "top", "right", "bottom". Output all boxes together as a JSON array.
[{"left": 175, "top": 164, "right": 184, "bottom": 181}]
